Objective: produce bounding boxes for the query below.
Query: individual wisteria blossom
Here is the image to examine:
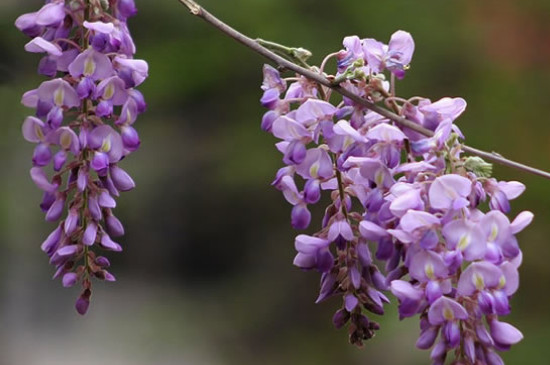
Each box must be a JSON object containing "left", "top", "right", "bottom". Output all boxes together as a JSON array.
[
  {"left": 16, "top": 0, "right": 147, "bottom": 314},
  {"left": 260, "top": 30, "right": 531, "bottom": 364}
]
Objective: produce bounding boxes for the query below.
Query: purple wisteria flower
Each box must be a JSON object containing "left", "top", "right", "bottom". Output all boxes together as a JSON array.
[
  {"left": 260, "top": 30, "right": 532, "bottom": 363},
  {"left": 16, "top": 0, "right": 147, "bottom": 314}
]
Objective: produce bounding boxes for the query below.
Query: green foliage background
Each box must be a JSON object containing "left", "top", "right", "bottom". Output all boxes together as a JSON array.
[{"left": 1, "top": 0, "right": 550, "bottom": 364}]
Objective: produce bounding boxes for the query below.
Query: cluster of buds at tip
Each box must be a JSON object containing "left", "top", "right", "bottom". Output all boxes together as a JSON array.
[
  {"left": 16, "top": 0, "right": 147, "bottom": 314},
  {"left": 260, "top": 30, "right": 531, "bottom": 364}
]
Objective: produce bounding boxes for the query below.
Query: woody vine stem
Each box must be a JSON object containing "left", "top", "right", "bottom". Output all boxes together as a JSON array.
[{"left": 177, "top": 0, "right": 550, "bottom": 181}]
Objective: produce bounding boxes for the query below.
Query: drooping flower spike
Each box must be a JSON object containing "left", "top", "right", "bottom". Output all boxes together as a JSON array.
[
  {"left": 261, "top": 30, "right": 531, "bottom": 363},
  {"left": 16, "top": 0, "right": 147, "bottom": 314}
]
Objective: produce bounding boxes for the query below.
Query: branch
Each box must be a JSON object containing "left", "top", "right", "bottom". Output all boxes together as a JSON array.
[{"left": 177, "top": 0, "right": 550, "bottom": 181}]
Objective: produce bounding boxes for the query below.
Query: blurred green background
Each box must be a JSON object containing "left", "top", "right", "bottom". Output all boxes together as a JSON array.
[{"left": 1, "top": 0, "right": 550, "bottom": 364}]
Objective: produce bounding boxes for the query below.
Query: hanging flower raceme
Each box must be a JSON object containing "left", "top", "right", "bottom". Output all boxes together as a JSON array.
[
  {"left": 16, "top": 0, "right": 147, "bottom": 314},
  {"left": 260, "top": 30, "right": 531, "bottom": 364}
]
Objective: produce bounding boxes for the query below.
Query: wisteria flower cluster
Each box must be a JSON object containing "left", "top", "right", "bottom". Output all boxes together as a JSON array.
[
  {"left": 261, "top": 30, "right": 532, "bottom": 364},
  {"left": 16, "top": 0, "right": 147, "bottom": 314}
]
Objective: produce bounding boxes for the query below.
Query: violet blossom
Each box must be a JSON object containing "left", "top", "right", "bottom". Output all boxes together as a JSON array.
[
  {"left": 16, "top": 0, "right": 147, "bottom": 314},
  {"left": 260, "top": 30, "right": 531, "bottom": 363}
]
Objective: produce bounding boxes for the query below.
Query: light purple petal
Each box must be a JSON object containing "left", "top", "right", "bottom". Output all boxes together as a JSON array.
[
  {"left": 428, "top": 297, "right": 468, "bottom": 325},
  {"left": 83, "top": 222, "right": 98, "bottom": 246},
  {"left": 489, "top": 320, "right": 523, "bottom": 345},
  {"left": 409, "top": 250, "right": 447, "bottom": 282},
  {"left": 36, "top": 2, "right": 66, "bottom": 27},
  {"left": 333, "top": 120, "right": 366, "bottom": 143},
  {"left": 390, "top": 189, "right": 423, "bottom": 217},
  {"left": 327, "top": 219, "right": 354, "bottom": 242},
  {"left": 37, "top": 78, "right": 79, "bottom": 108},
  {"left": 293, "top": 252, "right": 316, "bottom": 269},
  {"left": 509, "top": 211, "right": 533, "bottom": 235},
  {"left": 442, "top": 219, "right": 486, "bottom": 261},
  {"left": 390, "top": 280, "right": 424, "bottom": 302},
  {"left": 272, "top": 115, "right": 311, "bottom": 141},
  {"left": 344, "top": 294, "right": 359, "bottom": 312},
  {"left": 69, "top": 48, "right": 114, "bottom": 80},
  {"left": 366, "top": 123, "right": 406, "bottom": 143},
  {"left": 30, "top": 167, "right": 58, "bottom": 193},
  {"left": 457, "top": 261, "right": 503, "bottom": 296},
  {"left": 22, "top": 116, "right": 46, "bottom": 143},
  {"left": 101, "top": 234, "right": 122, "bottom": 252},
  {"left": 294, "top": 234, "right": 331, "bottom": 254},
  {"left": 295, "top": 99, "right": 337, "bottom": 126},
  {"left": 388, "top": 30, "right": 415, "bottom": 67},
  {"left": 25, "top": 37, "right": 62, "bottom": 56},
  {"left": 497, "top": 181, "right": 525, "bottom": 200},
  {"left": 429, "top": 174, "right": 472, "bottom": 211},
  {"left": 295, "top": 148, "right": 333, "bottom": 180},
  {"left": 114, "top": 57, "right": 149, "bottom": 87},
  {"left": 359, "top": 220, "right": 388, "bottom": 240},
  {"left": 83, "top": 20, "right": 116, "bottom": 34},
  {"left": 362, "top": 38, "right": 385, "bottom": 73},
  {"left": 400, "top": 210, "right": 439, "bottom": 233}
]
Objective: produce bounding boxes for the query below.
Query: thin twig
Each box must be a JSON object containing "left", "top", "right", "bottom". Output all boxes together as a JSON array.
[{"left": 177, "top": 0, "right": 550, "bottom": 181}]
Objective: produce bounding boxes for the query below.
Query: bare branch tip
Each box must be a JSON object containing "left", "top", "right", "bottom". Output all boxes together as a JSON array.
[{"left": 178, "top": 0, "right": 201, "bottom": 15}]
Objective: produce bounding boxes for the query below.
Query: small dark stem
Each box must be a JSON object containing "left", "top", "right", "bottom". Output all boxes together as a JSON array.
[
  {"left": 177, "top": 0, "right": 550, "bottom": 181},
  {"left": 336, "top": 169, "right": 348, "bottom": 219}
]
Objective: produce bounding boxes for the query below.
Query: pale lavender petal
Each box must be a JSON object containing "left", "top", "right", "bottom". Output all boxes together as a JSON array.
[
  {"left": 497, "top": 181, "right": 525, "bottom": 199},
  {"left": 98, "top": 190, "right": 116, "bottom": 208},
  {"left": 110, "top": 165, "right": 135, "bottom": 191},
  {"left": 30, "top": 167, "right": 58, "bottom": 193},
  {"left": 499, "top": 262, "right": 519, "bottom": 296},
  {"left": 293, "top": 252, "right": 316, "bottom": 269},
  {"left": 114, "top": 57, "right": 148, "bottom": 87},
  {"left": 327, "top": 219, "right": 354, "bottom": 242},
  {"left": 359, "top": 220, "right": 388, "bottom": 240},
  {"left": 295, "top": 148, "right": 333, "bottom": 180},
  {"left": 82, "top": 222, "right": 98, "bottom": 246},
  {"left": 22, "top": 116, "right": 46, "bottom": 143},
  {"left": 294, "top": 234, "right": 331, "bottom": 254},
  {"left": 428, "top": 297, "right": 468, "bottom": 325},
  {"left": 442, "top": 219, "right": 486, "bottom": 260},
  {"left": 83, "top": 20, "right": 115, "bottom": 34},
  {"left": 388, "top": 30, "right": 415, "bottom": 67},
  {"left": 37, "top": 78, "right": 79, "bottom": 108},
  {"left": 15, "top": 12, "right": 40, "bottom": 36},
  {"left": 409, "top": 250, "right": 447, "bottom": 282},
  {"left": 64, "top": 209, "right": 78, "bottom": 235},
  {"left": 21, "top": 89, "right": 39, "bottom": 108},
  {"left": 457, "top": 261, "right": 503, "bottom": 296},
  {"left": 510, "top": 211, "right": 534, "bottom": 234},
  {"left": 366, "top": 123, "right": 406, "bottom": 142},
  {"left": 25, "top": 37, "right": 62, "bottom": 56},
  {"left": 362, "top": 38, "right": 385, "bottom": 73},
  {"left": 489, "top": 320, "right": 523, "bottom": 345},
  {"left": 295, "top": 99, "right": 336, "bottom": 126},
  {"left": 333, "top": 120, "right": 366, "bottom": 142},
  {"left": 101, "top": 233, "right": 122, "bottom": 252},
  {"left": 95, "top": 76, "right": 128, "bottom": 105},
  {"left": 36, "top": 2, "right": 66, "bottom": 27},
  {"left": 272, "top": 115, "right": 311, "bottom": 141},
  {"left": 69, "top": 48, "right": 114, "bottom": 80},
  {"left": 429, "top": 174, "right": 472, "bottom": 210},
  {"left": 400, "top": 210, "right": 439, "bottom": 233}
]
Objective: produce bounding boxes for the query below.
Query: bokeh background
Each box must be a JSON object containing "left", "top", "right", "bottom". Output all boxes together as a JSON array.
[{"left": 1, "top": 0, "right": 550, "bottom": 364}]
